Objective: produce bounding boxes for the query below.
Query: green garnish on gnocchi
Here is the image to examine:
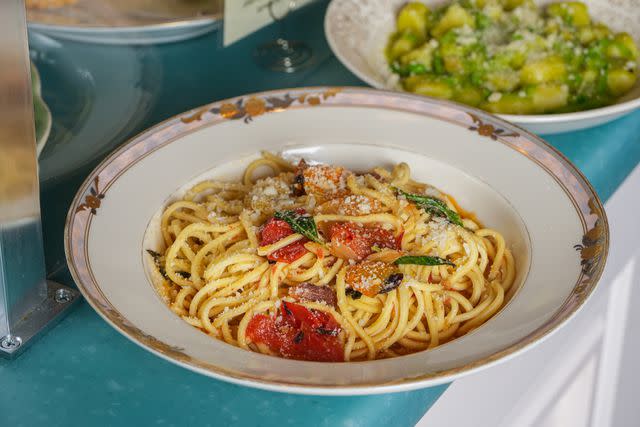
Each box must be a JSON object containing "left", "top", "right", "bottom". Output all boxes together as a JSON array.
[{"left": 387, "top": 0, "right": 639, "bottom": 114}]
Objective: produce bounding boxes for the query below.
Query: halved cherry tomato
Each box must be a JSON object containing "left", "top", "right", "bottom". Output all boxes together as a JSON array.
[
  {"left": 328, "top": 223, "right": 401, "bottom": 261},
  {"left": 246, "top": 301, "right": 343, "bottom": 362},
  {"left": 260, "top": 218, "right": 293, "bottom": 245},
  {"left": 260, "top": 217, "right": 308, "bottom": 263},
  {"left": 364, "top": 226, "right": 401, "bottom": 251},
  {"left": 328, "top": 222, "right": 372, "bottom": 261}
]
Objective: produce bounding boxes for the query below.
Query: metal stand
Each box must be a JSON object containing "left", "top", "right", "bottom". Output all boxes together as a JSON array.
[
  {"left": 0, "top": 281, "right": 79, "bottom": 358},
  {"left": 0, "top": 0, "right": 79, "bottom": 359}
]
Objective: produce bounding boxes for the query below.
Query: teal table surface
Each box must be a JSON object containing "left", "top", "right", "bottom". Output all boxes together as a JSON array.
[{"left": 3, "top": 2, "right": 640, "bottom": 426}]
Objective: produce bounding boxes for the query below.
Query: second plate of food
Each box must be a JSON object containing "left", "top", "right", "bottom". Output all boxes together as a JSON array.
[
  {"left": 66, "top": 87, "right": 607, "bottom": 394},
  {"left": 325, "top": 0, "right": 640, "bottom": 134},
  {"left": 27, "top": 0, "right": 222, "bottom": 45}
]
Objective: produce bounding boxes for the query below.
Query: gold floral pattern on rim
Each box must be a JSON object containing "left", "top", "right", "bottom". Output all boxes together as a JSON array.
[
  {"left": 574, "top": 198, "right": 606, "bottom": 277},
  {"left": 468, "top": 113, "right": 520, "bottom": 140},
  {"left": 181, "top": 88, "right": 342, "bottom": 124},
  {"left": 75, "top": 176, "right": 104, "bottom": 215}
]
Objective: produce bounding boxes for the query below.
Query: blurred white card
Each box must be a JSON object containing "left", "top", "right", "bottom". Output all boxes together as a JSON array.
[{"left": 223, "top": 0, "right": 314, "bottom": 46}]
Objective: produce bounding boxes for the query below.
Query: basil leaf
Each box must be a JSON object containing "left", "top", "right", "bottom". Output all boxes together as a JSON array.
[
  {"left": 394, "top": 255, "right": 455, "bottom": 267},
  {"left": 380, "top": 273, "right": 404, "bottom": 294},
  {"left": 396, "top": 189, "right": 463, "bottom": 227},
  {"left": 146, "top": 249, "right": 168, "bottom": 279},
  {"left": 274, "top": 210, "right": 322, "bottom": 243}
]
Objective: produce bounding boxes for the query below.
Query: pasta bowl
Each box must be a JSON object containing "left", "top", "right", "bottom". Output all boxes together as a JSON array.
[
  {"left": 65, "top": 87, "right": 608, "bottom": 395},
  {"left": 325, "top": 0, "right": 640, "bottom": 134}
]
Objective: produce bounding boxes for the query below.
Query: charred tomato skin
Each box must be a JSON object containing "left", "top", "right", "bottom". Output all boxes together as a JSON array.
[{"left": 246, "top": 301, "right": 343, "bottom": 362}]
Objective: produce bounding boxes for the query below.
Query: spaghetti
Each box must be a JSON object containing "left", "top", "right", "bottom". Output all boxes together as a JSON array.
[{"left": 148, "top": 152, "right": 516, "bottom": 362}]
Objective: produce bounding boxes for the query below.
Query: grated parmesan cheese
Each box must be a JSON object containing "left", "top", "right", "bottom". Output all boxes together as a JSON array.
[
  {"left": 245, "top": 175, "right": 294, "bottom": 215},
  {"left": 427, "top": 217, "right": 450, "bottom": 251},
  {"left": 488, "top": 92, "right": 503, "bottom": 103}
]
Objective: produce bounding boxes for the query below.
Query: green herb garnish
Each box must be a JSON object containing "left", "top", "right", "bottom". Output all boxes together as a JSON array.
[
  {"left": 396, "top": 189, "right": 463, "bottom": 226},
  {"left": 394, "top": 255, "right": 455, "bottom": 267},
  {"left": 380, "top": 273, "right": 404, "bottom": 293},
  {"left": 391, "top": 61, "right": 429, "bottom": 77},
  {"left": 146, "top": 249, "right": 168, "bottom": 279},
  {"left": 475, "top": 12, "right": 490, "bottom": 30},
  {"left": 345, "top": 288, "right": 363, "bottom": 299},
  {"left": 433, "top": 52, "right": 445, "bottom": 74},
  {"left": 274, "top": 210, "right": 322, "bottom": 243}
]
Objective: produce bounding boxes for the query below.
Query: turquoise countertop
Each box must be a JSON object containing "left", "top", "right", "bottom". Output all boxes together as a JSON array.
[{"left": 2, "top": 1, "right": 640, "bottom": 426}]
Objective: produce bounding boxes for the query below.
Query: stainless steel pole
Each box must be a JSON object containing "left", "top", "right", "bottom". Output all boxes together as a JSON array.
[{"left": 0, "top": 0, "right": 79, "bottom": 358}]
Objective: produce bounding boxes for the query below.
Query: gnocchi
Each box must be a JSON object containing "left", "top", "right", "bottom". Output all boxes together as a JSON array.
[{"left": 387, "top": 0, "right": 639, "bottom": 114}]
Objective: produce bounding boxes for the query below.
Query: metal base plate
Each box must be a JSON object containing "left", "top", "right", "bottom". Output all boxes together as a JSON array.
[{"left": 0, "top": 280, "right": 80, "bottom": 359}]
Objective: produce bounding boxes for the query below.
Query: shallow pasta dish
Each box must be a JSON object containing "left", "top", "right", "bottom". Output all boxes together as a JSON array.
[{"left": 147, "top": 152, "right": 515, "bottom": 362}]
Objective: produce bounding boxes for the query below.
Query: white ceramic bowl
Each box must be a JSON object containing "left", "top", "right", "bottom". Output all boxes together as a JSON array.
[
  {"left": 65, "top": 87, "right": 608, "bottom": 395},
  {"left": 325, "top": 0, "right": 640, "bottom": 134}
]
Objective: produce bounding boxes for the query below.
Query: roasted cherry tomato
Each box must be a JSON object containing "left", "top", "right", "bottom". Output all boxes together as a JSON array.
[
  {"left": 364, "top": 226, "right": 402, "bottom": 251},
  {"left": 329, "top": 222, "right": 401, "bottom": 261},
  {"left": 246, "top": 301, "right": 343, "bottom": 362},
  {"left": 345, "top": 260, "right": 401, "bottom": 297},
  {"left": 328, "top": 222, "right": 372, "bottom": 261},
  {"left": 260, "top": 217, "right": 308, "bottom": 263}
]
